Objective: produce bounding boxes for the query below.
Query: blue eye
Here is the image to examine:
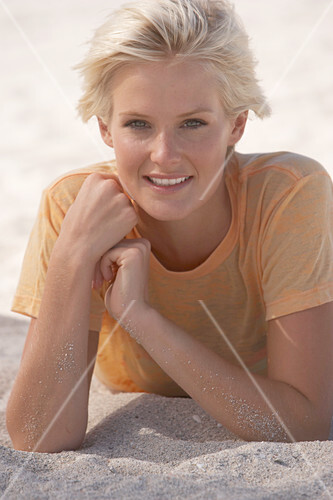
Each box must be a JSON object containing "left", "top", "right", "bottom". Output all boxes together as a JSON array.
[
  {"left": 183, "top": 119, "right": 206, "bottom": 129},
  {"left": 125, "top": 120, "right": 148, "bottom": 129}
]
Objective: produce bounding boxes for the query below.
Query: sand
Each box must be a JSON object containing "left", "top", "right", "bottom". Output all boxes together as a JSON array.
[
  {"left": 1, "top": 0, "right": 333, "bottom": 498},
  {"left": 1, "top": 316, "right": 333, "bottom": 499}
]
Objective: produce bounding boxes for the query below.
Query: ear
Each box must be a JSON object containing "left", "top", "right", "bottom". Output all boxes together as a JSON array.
[
  {"left": 228, "top": 111, "right": 248, "bottom": 146},
  {"left": 97, "top": 117, "right": 113, "bottom": 148}
]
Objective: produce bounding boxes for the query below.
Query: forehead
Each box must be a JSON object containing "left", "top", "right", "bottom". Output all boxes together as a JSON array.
[{"left": 110, "top": 60, "right": 221, "bottom": 113}]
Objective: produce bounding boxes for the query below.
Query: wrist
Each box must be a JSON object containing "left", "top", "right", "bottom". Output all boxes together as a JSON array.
[
  {"left": 51, "top": 237, "right": 96, "bottom": 277},
  {"left": 118, "top": 302, "right": 160, "bottom": 343}
]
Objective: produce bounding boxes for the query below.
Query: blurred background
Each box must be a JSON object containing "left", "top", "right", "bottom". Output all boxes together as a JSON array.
[{"left": 1, "top": 0, "right": 332, "bottom": 316}]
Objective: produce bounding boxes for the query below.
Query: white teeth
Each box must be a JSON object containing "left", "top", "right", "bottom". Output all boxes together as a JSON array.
[{"left": 148, "top": 176, "right": 190, "bottom": 186}]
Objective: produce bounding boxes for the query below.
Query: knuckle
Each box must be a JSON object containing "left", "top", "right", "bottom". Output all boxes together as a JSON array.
[
  {"left": 127, "top": 206, "right": 138, "bottom": 221},
  {"left": 141, "top": 238, "right": 151, "bottom": 251},
  {"left": 100, "top": 251, "right": 110, "bottom": 264},
  {"left": 107, "top": 178, "right": 121, "bottom": 190},
  {"left": 96, "top": 181, "right": 120, "bottom": 204},
  {"left": 133, "top": 239, "right": 151, "bottom": 254},
  {"left": 103, "top": 179, "right": 120, "bottom": 196},
  {"left": 88, "top": 173, "right": 120, "bottom": 193},
  {"left": 127, "top": 247, "right": 142, "bottom": 259},
  {"left": 116, "top": 190, "right": 128, "bottom": 202},
  {"left": 111, "top": 191, "right": 127, "bottom": 207},
  {"left": 88, "top": 172, "right": 103, "bottom": 183}
]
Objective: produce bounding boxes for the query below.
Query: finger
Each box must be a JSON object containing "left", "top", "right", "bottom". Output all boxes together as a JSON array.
[
  {"left": 102, "top": 174, "right": 136, "bottom": 206},
  {"left": 108, "top": 238, "right": 151, "bottom": 252},
  {"left": 104, "top": 283, "right": 113, "bottom": 309},
  {"left": 95, "top": 172, "right": 137, "bottom": 206},
  {"left": 86, "top": 172, "right": 123, "bottom": 194},
  {"left": 92, "top": 260, "right": 104, "bottom": 289},
  {"left": 100, "top": 239, "right": 151, "bottom": 270},
  {"left": 100, "top": 253, "right": 114, "bottom": 282},
  {"left": 93, "top": 172, "right": 135, "bottom": 201},
  {"left": 104, "top": 175, "right": 123, "bottom": 192},
  {"left": 111, "top": 261, "right": 119, "bottom": 280},
  {"left": 91, "top": 172, "right": 121, "bottom": 184}
]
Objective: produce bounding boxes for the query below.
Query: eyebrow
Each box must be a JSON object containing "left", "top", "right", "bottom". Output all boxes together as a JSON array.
[{"left": 119, "top": 107, "right": 214, "bottom": 118}]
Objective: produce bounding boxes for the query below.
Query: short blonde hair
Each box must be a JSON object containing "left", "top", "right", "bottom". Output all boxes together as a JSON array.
[{"left": 75, "top": 0, "right": 271, "bottom": 123}]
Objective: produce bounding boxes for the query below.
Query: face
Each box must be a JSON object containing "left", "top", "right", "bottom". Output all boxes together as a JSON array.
[{"left": 99, "top": 60, "right": 246, "bottom": 222}]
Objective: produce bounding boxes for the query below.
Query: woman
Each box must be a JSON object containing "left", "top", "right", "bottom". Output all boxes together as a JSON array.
[{"left": 6, "top": 0, "right": 333, "bottom": 452}]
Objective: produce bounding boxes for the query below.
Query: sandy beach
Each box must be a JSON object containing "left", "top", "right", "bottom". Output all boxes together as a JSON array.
[
  {"left": 1, "top": 316, "right": 333, "bottom": 499},
  {"left": 1, "top": 0, "right": 333, "bottom": 498}
]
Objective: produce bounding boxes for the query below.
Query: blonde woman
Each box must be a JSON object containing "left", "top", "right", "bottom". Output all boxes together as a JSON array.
[{"left": 7, "top": 0, "right": 333, "bottom": 452}]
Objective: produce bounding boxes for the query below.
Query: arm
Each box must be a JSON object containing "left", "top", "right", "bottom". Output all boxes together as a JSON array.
[
  {"left": 130, "top": 302, "right": 333, "bottom": 442},
  {"left": 6, "top": 173, "right": 137, "bottom": 453},
  {"left": 101, "top": 240, "right": 333, "bottom": 442}
]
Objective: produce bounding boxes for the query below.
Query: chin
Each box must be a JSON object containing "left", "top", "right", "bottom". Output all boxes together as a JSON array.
[
  {"left": 139, "top": 204, "right": 193, "bottom": 222},
  {"left": 148, "top": 211, "right": 188, "bottom": 222},
  {"left": 154, "top": 213, "right": 188, "bottom": 222}
]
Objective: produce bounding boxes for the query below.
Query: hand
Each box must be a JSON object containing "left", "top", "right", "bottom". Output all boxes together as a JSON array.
[
  {"left": 100, "top": 238, "right": 151, "bottom": 333},
  {"left": 58, "top": 173, "right": 138, "bottom": 269}
]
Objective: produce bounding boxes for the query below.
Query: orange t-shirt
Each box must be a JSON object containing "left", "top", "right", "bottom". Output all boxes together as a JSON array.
[{"left": 12, "top": 151, "right": 333, "bottom": 396}]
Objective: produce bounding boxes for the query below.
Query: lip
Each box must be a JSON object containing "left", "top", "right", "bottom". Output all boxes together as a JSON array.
[{"left": 143, "top": 175, "right": 193, "bottom": 193}]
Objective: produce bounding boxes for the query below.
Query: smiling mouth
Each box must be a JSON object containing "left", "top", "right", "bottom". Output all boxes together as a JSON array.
[{"left": 146, "top": 176, "right": 191, "bottom": 186}]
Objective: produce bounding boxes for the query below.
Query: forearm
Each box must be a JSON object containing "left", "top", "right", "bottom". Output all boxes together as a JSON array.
[
  {"left": 7, "top": 242, "right": 95, "bottom": 452},
  {"left": 126, "top": 307, "right": 320, "bottom": 442}
]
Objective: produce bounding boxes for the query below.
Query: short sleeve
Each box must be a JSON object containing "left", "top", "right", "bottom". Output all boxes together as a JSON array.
[
  {"left": 260, "top": 172, "right": 333, "bottom": 321},
  {"left": 11, "top": 187, "right": 106, "bottom": 332}
]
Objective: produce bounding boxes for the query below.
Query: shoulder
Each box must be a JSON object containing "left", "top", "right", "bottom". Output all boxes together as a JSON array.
[
  {"left": 42, "top": 160, "right": 118, "bottom": 211},
  {"left": 235, "top": 151, "right": 329, "bottom": 182},
  {"left": 230, "top": 151, "right": 332, "bottom": 234},
  {"left": 233, "top": 151, "right": 331, "bottom": 204}
]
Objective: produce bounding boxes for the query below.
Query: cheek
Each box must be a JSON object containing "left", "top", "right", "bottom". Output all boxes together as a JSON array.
[
  {"left": 190, "top": 133, "right": 228, "bottom": 164},
  {"left": 115, "top": 151, "right": 144, "bottom": 190},
  {"left": 114, "top": 134, "right": 147, "bottom": 157},
  {"left": 113, "top": 138, "right": 145, "bottom": 173}
]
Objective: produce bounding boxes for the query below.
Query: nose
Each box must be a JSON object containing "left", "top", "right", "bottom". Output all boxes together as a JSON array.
[{"left": 150, "top": 130, "right": 181, "bottom": 168}]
